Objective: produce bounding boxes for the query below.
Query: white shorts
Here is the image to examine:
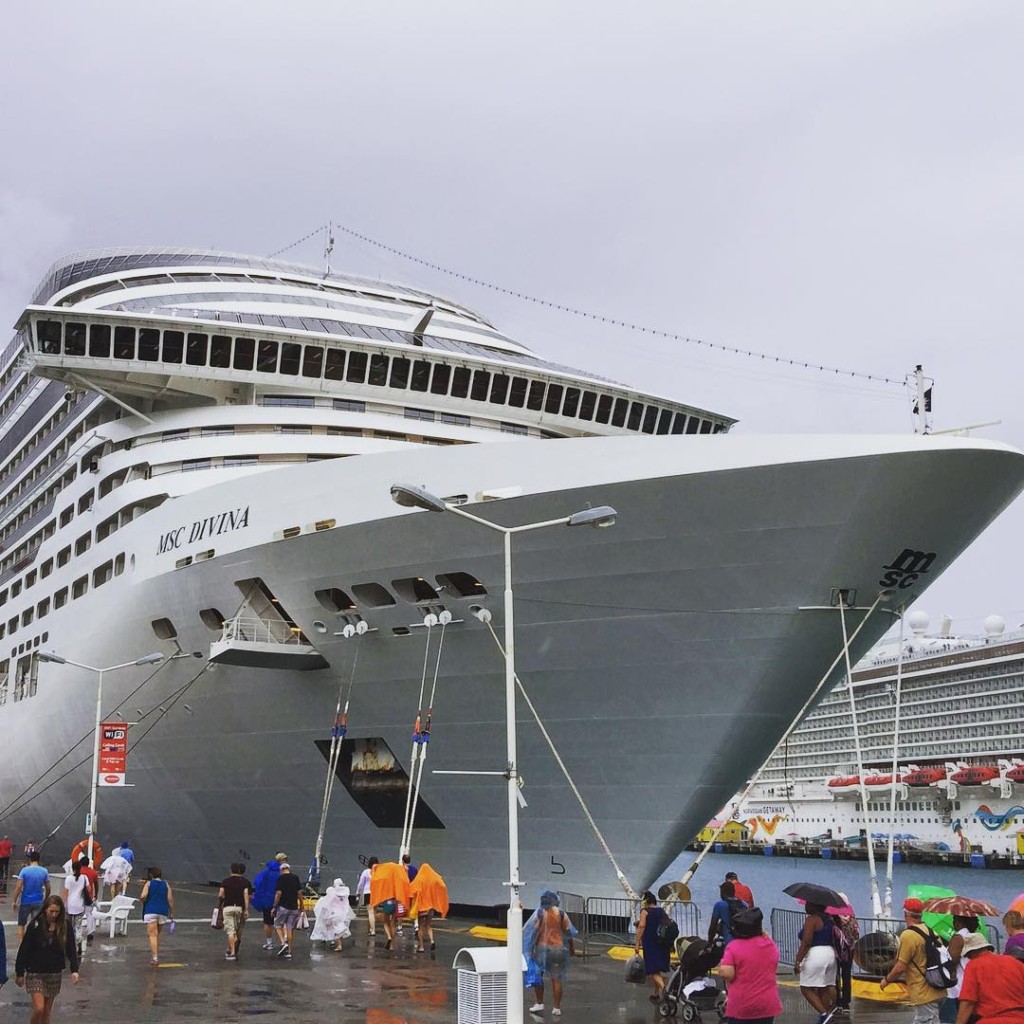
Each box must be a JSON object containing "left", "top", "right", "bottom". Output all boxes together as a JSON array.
[
  {"left": 801, "top": 945, "right": 837, "bottom": 987},
  {"left": 144, "top": 914, "right": 170, "bottom": 925}
]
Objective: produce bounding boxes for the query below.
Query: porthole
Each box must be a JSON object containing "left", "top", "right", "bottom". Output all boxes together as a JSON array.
[
  {"left": 312, "top": 620, "right": 328, "bottom": 634},
  {"left": 199, "top": 608, "right": 225, "bottom": 633},
  {"left": 152, "top": 617, "right": 178, "bottom": 640}
]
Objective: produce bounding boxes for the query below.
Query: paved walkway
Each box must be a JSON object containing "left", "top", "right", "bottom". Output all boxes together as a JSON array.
[{"left": 0, "top": 883, "right": 913, "bottom": 1022}]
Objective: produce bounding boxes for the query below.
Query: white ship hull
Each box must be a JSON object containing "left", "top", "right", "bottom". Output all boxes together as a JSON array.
[{"left": 5, "top": 432, "right": 1023, "bottom": 904}]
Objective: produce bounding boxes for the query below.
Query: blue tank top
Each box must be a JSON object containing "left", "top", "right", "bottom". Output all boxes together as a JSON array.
[
  {"left": 810, "top": 916, "right": 833, "bottom": 946},
  {"left": 144, "top": 878, "right": 170, "bottom": 916}
]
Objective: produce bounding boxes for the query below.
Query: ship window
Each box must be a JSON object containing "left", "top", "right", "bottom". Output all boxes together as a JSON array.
[
  {"left": 114, "top": 553, "right": 125, "bottom": 576},
  {"left": 351, "top": 582, "right": 396, "bottom": 608},
  {"left": 233, "top": 337, "right": 255, "bottom": 370},
  {"left": 65, "top": 322, "right": 87, "bottom": 356},
  {"left": 162, "top": 330, "right": 184, "bottom": 364},
  {"left": 595, "top": 394, "right": 613, "bottom": 423},
  {"left": 113, "top": 325, "right": 135, "bottom": 359},
  {"left": 21, "top": 608, "right": 33, "bottom": 627},
  {"left": 410, "top": 360, "right": 431, "bottom": 392},
  {"left": 89, "top": 323, "right": 111, "bottom": 357},
  {"left": 204, "top": 334, "right": 230, "bottom": 368},
  {"left": 561, "top": 387, "right": 580, "bottom": 417},
  {"left": 54, "top": 587, "right": 68, "bottom": 609},
  {"left": 93, "top": 561, "right": 113, "bottom": 588},
  {"left": 436, "top": 572, "right": 487, "bottom": 598},
  {"left": 405, "top": 408, "right": 434, "bottom": 422},
  {"left": 544, "top": 384, "right": 564, "bottom": 414},
  {"left": 346, "top": 351, "right": 367, "bottom": 383},
  {"left": 324, "top": 348, "right": 346, "bottom": 381},
  {"left": 392, "top": 577, "right": 441, "bottom": 604},
  {"left": 314, "top": 588, "right": 357, "bottom": 613},
  {"left": 642, "top": 406, "right": 658, "bottom": 434},
  {"left": 151, "top": 617, "right": 177, "bottom": 640},
  {"left": 0, "top": 589, "right": 6, "bottom": 606},
  {"left": 72, "top": 575, "right": 88, "bottom": 599},
  {"left": 389, "top": 357, "right": 409, "bottom": 389},
  {"left": 37, "top": 320, "right": 62, "bottom": 353},
  {"left": 430, "top": 364, "right": 451, "bottom": 395},
  {"left": 301, "top": 346, "right": 324, "bottom": 379},
  {"left": 26, "top": 570, "right": 37, "bottom": 588},
  {"left": 451, "top": 367, "right": 471, "bottom": 398},
  {"left": 256, "top": 340, "right": 278, "bottom": 373},
  {"left": 526, "top": 380, "right": 546, "bottom": 411},
  {"left": 186, "top": 332, "right": 208, "bottom": 366},
  {"left": 671, "top": 413, "right": 687, "bottom": 434},
  {"left": 37, "top": 597, "right": 50, "bottom": 619},
  {"left": 57, "top": 546, "right": 71, "bottom": 567},
  {"left": 578, "top": 390, "right": 597, "bottom": 420},
  {"left": 440, "top": 412, "right": 470, "bottom": 427},
  {"left": 138, "top": 328, "right": 160, "bottom": 361},
  {"left": 699, "top": 419, "right": 713, "bottom": 434},
  {"left": 470, "top": 370, "right": 491, "bottom": 401},
  {"left": 626, "top": 403, "right": 644, "bottom": 430},
  {"left": 368, "top": 354, "right": 389, "bottom": 386},
  {"left": 656, "top": 409, "right": 672, "bottom": 435},
  {"left": 612, "top": 397, "right": 628, "bottom": 427},
  {"left": 280, "top": 342, "right": 301, "bottom": 376},
  {"left": 199, "top": 607, "right": 225, "bottom": 632},
  {"left": 333, "top": 399, "right": 365, "bottom": 413}
]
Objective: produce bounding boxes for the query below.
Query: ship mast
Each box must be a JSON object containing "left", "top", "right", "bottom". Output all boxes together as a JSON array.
[{"left": 911, "top": 364, "right": 933, "bottom": 435}]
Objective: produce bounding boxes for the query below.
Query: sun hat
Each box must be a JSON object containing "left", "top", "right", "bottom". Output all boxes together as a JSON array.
[{"left": 961, "top": 933, "right": 995, "bottom": 956}]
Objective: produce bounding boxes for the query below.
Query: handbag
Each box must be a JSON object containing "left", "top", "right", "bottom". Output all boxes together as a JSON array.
[
  {"left": 625, "top": 953, "right": 646, "bottom": 984},
  {"left": 297, "top": 911, "right": 309, "bottom": 930},
  {"left": 211, "top": 907, "right": 224, "bottom": 930}
]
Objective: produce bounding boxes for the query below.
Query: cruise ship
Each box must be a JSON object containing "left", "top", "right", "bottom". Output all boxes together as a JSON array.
[
  {"left": 740, "top": 613, "right": 1024, "bottom": 856},
  {"left": 1, "top": 246, "right": 1023, "bottom": 906}
]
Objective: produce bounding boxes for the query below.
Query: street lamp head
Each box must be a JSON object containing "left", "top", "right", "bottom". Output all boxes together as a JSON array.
[
  {"left": 567, "top": 505, "right": 617, "bottom": 529},
  {"left": 390, "top": 483, "right": 449, "bottom": 514},
  {"left": 38, "top": 651, "right": 67, "bottom": 664},
  {"left": 135, "top": 653, "right": 164, "bottom": 666}
]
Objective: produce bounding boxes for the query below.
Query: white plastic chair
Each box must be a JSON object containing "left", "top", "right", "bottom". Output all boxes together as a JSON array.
[{"left": 92, "top": 894, "right": 137, "bottom": 937}]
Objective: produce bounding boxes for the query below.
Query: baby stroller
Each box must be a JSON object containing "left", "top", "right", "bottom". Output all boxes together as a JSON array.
[{"left": 658, "top": 936, "right": 727, "bottom": 1021}]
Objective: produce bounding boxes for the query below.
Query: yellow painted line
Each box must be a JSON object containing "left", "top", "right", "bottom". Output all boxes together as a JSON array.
[
  {"left": 469, "top": 926, "right": 508, "bottom": 942},
  {"left": 155, "top": 962, "right": 187, "bottom": 968}
]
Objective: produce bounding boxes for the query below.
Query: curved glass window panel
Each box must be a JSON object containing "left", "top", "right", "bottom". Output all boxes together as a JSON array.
[
  {"left": 595, "top": 394, "right": 613, "bottom": 424},
  {"left": 671, "top": 412, "right": 687, "bottom": 434},
  {"left": 544, "top": 383, "right": 563, "bottom": 414},
  {"left": 186, "top": 332, "right": 208, "bottom": 366},
  {"left": 163, "top": 330, "right": 184, "bottom": 364},
  {"left": 302, "top": 346, "right": 324, "bottom": 379},
  {"left": 346, "top": 351, "right": 367, "bottom": 383},
  {"left": 641, "top": 406, "right": 658, "bottom": 434},
  {"left": 368, "top": 353, "right": 389, "bottom": 386},
  {"left": 527, "top": 380, "right": 545, "bottom": 411},
  {"left": 410, "top": 360, "right": 430, "bottom": 392},
  {"left": 138, "top": 328, "right": 160, "bottom": 361},
  {"left": 470, "top": 370, "right": 490, "bottom": 401},
  {"left": 430, "top": 364, "right": 451, "bottom": 395},
  {"left": 627, "top": 402, "right": 644, "bottom": 431},
  {"left": 685, "top": 416, "right": 699, "bottom": 434},
  {"left": 279, "top": 342, "right": 301, "bottom": 375},
  {"left": 389, "top": 356, "right": 409, "bottom": 388},
  {"left": 579, "top": 390, "right": 596, "bottom": 421},
  {"left": 37, "top": 320, "right": 62, "bottom": 354},
  {"left": 89, "top": 323, "right": 111, "bottom": 357},
  {"left": 325, "top": 348, "right": 346, "bottom": 381},
  {"left": 562, "top": 386, "right": 580, "bottom": 417},
  {"left": 656, "top": 408, "right": 672, "bottom": 435},
  {"left": 451, "top": 366, "right": 470, "bottom": 398},
  {"left": 508, "top": 377, "right": 527, "bottom": 408},
  {"left": 699, "top": 419, "right": 713, "bottom": 434},
  {"left": 611, "top": 397, "right": 628, "bottom": 427},
  {"left": 113, "top": 325, "right": 135, "bottom": 359},
  {"left": 256, "top": 340, "right": 278, "bottom": 373},
  {"left": 210, "top": 334, "right": 232, "bottom": 368},
  {"left": 489, "top": 373, "right": 510, "bottom": 404},
  {"left": 65, "top": 322, "right": 87, "bottom": 356}
]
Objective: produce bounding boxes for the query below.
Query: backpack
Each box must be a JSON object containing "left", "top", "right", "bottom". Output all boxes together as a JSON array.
[
  {"left": 656, "top": 910, "right": 680, "bottom": 950},
  {"left": 725, "top": 897, "right": 747, "bottom": 935},
  {"left": 909, "top": 926, "right": 957, "bottom": 989},
  {"left": 832, "top": 922, "right": 854, "bottom": 963}
]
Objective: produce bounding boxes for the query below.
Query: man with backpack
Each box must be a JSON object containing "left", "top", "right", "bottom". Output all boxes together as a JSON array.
[
  {"left": 879, "top": 897, "right": 948, "bottom": 1022},
  {"left": 708, "top": 881, "right": 747, "bottom": 947}
]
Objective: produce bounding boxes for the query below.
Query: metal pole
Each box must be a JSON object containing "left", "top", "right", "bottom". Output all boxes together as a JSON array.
[
  {"left": 87, "top": 667, "right": 103, "bottom": 864},
  {"left": 504, "top": 527, "right": 523, "bottom": 1024}
]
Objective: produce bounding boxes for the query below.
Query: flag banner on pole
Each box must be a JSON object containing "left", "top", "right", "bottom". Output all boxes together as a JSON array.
[{"left": 99, "top": 721, "right": 128, "bottom": 787}]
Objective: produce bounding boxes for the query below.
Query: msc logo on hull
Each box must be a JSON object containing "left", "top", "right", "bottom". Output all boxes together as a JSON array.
[{"left": 878, "top": 548, "right": 937, "bottom": 589}]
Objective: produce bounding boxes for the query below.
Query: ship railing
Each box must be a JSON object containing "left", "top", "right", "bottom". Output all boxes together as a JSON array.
[
  {"left": 570, "top": 895, "right": 701, "bottom": 956},
  {"left": 220, "top": 615, "right": 306, "bottom": 646},
  {"left": 770, "top": 907, "right": 1002, "bottom": 974}
]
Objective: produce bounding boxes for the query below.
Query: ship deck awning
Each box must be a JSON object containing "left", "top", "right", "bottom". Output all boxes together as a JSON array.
[{"left": 209, "top": 614, "right": 328, "bottom": 670}]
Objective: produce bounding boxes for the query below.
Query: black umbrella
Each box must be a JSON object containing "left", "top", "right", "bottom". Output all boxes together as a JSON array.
[{"left": 783, "top": 882, "right": 845, "bottom": 908}]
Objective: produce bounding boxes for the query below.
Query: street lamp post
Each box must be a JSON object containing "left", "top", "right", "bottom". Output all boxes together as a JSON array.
[
  {"left": 390, "top": 484, "right": 616, "bottom": 1023},
  {"left": 38, "top": 650, "right": 164, "bottom": 862}
]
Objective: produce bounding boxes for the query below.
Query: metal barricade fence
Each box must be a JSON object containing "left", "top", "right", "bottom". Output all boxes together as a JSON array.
[
  {"left": 575, "top": 896, "right": 701, "bottom": 955},
  {"left": 557, "top": 891, "right": 586, "bottom": 942}
]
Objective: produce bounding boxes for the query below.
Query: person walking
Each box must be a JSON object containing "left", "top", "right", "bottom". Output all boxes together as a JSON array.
[
  {"left": 251, "top": 857, "right": 283, "bottom": 951},
  {"left": 15, "top": 895, "right": 80, "bottom": 1023},
  {"left": 709, "top": 881, "right": 747, "bottom": 948},
  {"left": 954, "top": 931, "right": 1024, "bottom": 1023},
  {"left": 832, "top": 893, "right": 859, "bottom": 1016},
  {"left": 218, "top": 862, "right": 252, "bottom": 961},
  {"left": 793, "top": 901, "right": 837, "bottom": 1023},
  {"left": 61, "top": 861, "right": 92, "bottom": 956},
  {"left": 0, "top": 833, "right": 13, "bottom": 892},
  {"left": 718, "top": 906, "right": 784, "bottom": 1024},
  {"left": 272, "top": 862, "right": 303, "bottom": 959},
  {"left": 139, "top": 866, "right": 174, "bottom": 966},
  {"left": 1003, "top": 910, "right": 1024, "bottom": 959},
  {"left": 939, "top": 914, "right": 979, "bottom": 1023},
  {"left": 409, "top": 863, "right": 449, "bottom": 953},
  {"left": 525, "top": 890, "right": 577, "bottom": 1017},
  {"left": 309, "top": 878, "right": 355, "bottom": 951},
  {"left": 111, "top": 841, "right": 134, "bottom": 895},
  {"left": 725, "top": 871, "right": 754, "bottom": 907},
  {"left": 635, "top": 891, "right": 671, "bottom": 1002},
  {"left": 879, "top": 897, "right": 946, "bottom": 1024},
  {"left": 76, "top": 857, "right": 99, "bottom": 946},
  {"left": 13, "top": 851, "right": 50, "bottom": 944},
  {"left": 355, "top": 857, "right": 378, "bottom": 938}
]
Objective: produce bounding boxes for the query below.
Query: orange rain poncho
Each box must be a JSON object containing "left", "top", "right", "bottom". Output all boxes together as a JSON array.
[
  {"left": 369, "top": 861, "right": 411, "bottom": 909},
  {"left": 410, "top": 863, "right": 449, "bottom": 918}
]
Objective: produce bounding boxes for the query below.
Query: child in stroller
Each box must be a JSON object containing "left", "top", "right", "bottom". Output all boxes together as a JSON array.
[{"left": 658, "top": 935, "right": 727, "bottom": 1021}]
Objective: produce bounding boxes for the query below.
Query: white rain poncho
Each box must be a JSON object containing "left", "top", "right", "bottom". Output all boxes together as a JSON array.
[
  {"left": 310, "top": 878, "right": 355, "bottom": 943},
  {"left": 100, "top": 853, "right": 131, "bottom": 886}
]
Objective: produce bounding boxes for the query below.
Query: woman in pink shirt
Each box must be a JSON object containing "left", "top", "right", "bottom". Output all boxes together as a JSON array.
[{"left": 717, "top": 907, "right": 783, "bottom": 1024}]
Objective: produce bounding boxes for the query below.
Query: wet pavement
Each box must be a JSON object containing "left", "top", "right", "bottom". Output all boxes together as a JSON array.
[{"left": 0, "top": 882, "right": 914, "bottom": 1022}]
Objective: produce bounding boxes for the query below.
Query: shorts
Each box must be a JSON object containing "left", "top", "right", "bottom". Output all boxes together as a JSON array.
[
  {"left": 223, "top": 906, "right": 244, "bottom": 936},
  {"left": 18, "top": 902, "right": 42, "bottom": 926},
  {"left": 144, "top": 914, "right": 170, "bottom": 925},
  {"left": 376, "top": 899, "right": 396, "bottom": 916},
  {"left": 261, "top": 908, "right": 274, "bottom": 926},
  {"left": 25, "top": 972, "right": 63, "bottom": 998},
  {"left": 800, "top": 944, "right": 837, "bottom": 988},
  {"left": 274, "top": 907, "right": 300, "bottom": 930}
]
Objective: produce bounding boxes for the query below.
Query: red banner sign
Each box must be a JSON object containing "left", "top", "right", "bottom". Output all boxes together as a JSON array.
[{"left": 98, "top": 721, "right": 128, "bottom": 787}]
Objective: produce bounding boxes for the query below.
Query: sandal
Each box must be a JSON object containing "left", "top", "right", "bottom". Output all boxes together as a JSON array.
[{"left": 385, "top": 939, "right": 393, "bottom": 950}]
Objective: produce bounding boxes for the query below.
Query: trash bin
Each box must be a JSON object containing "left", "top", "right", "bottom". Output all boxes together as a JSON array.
[{"left": 452, "top": 946, "right": 527, "bottom": 1024}]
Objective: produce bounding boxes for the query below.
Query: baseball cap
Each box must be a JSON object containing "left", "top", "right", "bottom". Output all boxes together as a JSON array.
[
  {"left": 275, "top": 852, "right": 288, "bottom": 861},
  {"left": 903, "top": 897, "right": 924, "bottom": 913},
  {"left": 280, "top": 862, "right": 291, "bottom": 870},
  {"left": 961, "top": 933, "right": 994, "bottom": 956}
]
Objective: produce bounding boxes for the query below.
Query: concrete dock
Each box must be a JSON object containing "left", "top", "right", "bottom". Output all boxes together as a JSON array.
[{"left": 1, "top": 882, "right": 914, "bottom": 1022}]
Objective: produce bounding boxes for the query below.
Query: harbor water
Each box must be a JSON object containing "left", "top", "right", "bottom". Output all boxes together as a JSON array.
[{"left": 655, "top": 850, "right": 1024, "bottom": 921}]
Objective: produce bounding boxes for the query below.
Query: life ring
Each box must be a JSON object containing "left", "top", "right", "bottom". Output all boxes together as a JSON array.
[{"left": 70, "top": 839, "right": 104, "bottom": 866}]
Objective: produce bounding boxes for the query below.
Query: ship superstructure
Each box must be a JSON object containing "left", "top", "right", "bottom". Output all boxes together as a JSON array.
[{"left": 1, "top": 246, "right": 1022, "bottom": 904}]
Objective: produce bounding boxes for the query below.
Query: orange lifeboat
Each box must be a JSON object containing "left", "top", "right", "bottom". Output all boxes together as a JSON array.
[
  {"left": 827, "top": 775, "right": 860, "bottom": 789},
  {"left": 950, "top": 765, "right": 999, "bottom": 786},
  {"left": 1007, "top": 765, "right": 1024, "bottom": 784},
  {"left": 904, "top": 767, "right": 946, "bottom": 787},
  {"left": 863, "top": 773, "right": 902, "bottom": 792}
]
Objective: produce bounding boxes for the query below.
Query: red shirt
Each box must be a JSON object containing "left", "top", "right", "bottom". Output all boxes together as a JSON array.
[
  {"left": 80, "top": 866, "right": 99, "bottom": 900},
  {"left": 0, "top": 838, "right": 12, "bottom": 858},
  {"left": 960, "top": 952, "right": 1024, "bottom": 1023},
  {"left": 731, "top": 880, "right": 754, "bottom": 906}
]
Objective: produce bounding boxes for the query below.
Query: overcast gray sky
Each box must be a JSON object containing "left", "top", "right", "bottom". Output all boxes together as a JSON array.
[{"left": 2, "top": 1, "right": 1022, "bottom": 632}]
